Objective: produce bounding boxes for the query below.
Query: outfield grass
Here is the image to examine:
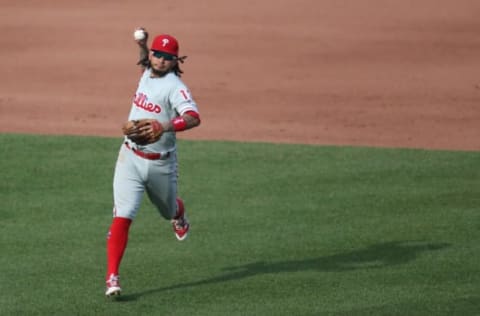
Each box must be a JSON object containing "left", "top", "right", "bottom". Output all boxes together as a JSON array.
[{"left": 0, "top": 133, "right": 479, "bottom": 316}]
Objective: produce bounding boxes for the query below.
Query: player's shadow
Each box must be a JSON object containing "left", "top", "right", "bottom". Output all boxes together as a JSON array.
[{"left": 116, "top": 240, "right": 449, "bottom": 301}]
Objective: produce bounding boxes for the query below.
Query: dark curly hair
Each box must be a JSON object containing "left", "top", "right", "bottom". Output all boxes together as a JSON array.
[{"left": 172, "top": 56, "right": 187, "bottom": 77}]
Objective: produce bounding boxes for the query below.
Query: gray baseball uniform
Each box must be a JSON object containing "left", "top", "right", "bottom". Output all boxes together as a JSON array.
[{"left": 113, "top": 68, "right": 199, "bottom": 220}]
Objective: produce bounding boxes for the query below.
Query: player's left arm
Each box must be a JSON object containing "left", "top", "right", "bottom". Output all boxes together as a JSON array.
[
  {"left": 164, "top": 87, "right": 201, "bottom": 132},
  {"left": 162, "top": 111, "right": 201, "bottom": 132}
]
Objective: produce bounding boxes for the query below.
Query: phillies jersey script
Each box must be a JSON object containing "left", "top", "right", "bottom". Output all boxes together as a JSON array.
[{"left": 127, "top": 68, "right": 199, "bottom": 153}]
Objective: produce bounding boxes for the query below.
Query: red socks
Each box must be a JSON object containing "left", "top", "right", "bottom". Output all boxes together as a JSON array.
[
  {"left": 106, "top": 217, "right": 132, "bottom": 279},
  {"left": 175, "top": 197, "right": 185, "bottom": 219}
]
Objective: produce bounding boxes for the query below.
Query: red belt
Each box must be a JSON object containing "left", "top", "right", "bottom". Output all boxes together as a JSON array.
[{"left": 124, "top": 142, "right": 169, "bottom": 160}]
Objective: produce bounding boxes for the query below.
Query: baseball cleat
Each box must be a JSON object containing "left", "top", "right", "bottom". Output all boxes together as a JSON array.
[
  {"left": 105, "top": 274, "right": 121, "bottom": 297},
  {"left": 172, "top": 216, "right": 190, "bottom": 241}
]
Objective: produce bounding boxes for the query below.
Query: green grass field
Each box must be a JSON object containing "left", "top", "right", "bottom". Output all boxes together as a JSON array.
[{"left": 1, "top": 133, "right": 479, "bottom": 315}]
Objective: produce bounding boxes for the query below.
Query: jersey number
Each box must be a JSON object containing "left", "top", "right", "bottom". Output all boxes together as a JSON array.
[{"left": 180, "top": 89, "right": 190, "bottom": 100}]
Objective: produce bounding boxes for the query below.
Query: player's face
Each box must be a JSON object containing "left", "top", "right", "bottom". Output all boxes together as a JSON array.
[{"left": 149, "top": 51, "right": 177, "bottom": 77}]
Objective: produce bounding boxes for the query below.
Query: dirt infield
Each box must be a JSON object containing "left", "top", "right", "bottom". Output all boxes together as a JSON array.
[{"left": 1, "top": 0, "right": 479, "bottom": 151}]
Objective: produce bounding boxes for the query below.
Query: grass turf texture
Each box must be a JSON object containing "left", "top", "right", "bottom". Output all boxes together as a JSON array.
[{"left": 0, "top": 133, "right": 479, "bottom": 316}]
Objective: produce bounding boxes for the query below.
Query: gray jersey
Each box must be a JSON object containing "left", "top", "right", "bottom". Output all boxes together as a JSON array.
[{"left": 127, "top": 68, "right": 199, "bottom": 153}]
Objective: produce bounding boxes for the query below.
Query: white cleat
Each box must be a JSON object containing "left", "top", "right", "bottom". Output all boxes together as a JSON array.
[{"left": 105, "top": 274, "right": 121, "bottom": 297}]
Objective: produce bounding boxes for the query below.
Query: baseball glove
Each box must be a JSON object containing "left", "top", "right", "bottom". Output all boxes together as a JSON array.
[{"left": 122, "top": 119, "right": 164, "bottom": 145}]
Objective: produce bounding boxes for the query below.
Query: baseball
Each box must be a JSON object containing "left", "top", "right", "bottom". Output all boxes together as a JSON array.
[{"left": 133, "top": 29, "right": 146, "bottom": 41}]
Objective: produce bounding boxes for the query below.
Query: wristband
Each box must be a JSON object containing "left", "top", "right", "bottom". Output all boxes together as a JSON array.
[{"left": 172, "top": 117, "right": 187, "bottom": 132}]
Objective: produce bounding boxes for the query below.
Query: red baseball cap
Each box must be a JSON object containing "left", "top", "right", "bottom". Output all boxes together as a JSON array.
[{"left": 150, "top": 34, "right": 179, "bottom": 57}]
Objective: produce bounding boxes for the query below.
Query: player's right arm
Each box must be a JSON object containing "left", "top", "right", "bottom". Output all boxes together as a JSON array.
[{"left": 134, "top": 28, "right": 150, "bottom": 70}]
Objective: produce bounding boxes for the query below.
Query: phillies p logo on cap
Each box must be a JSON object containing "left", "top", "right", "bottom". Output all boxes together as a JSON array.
[{"left": 151, "top": 34, "right": 179, "bottom": 56}]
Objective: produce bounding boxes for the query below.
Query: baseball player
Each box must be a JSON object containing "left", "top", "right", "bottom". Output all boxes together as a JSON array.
[{"left": 105, "top": 27, "right": 201, "bottom": 297}]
